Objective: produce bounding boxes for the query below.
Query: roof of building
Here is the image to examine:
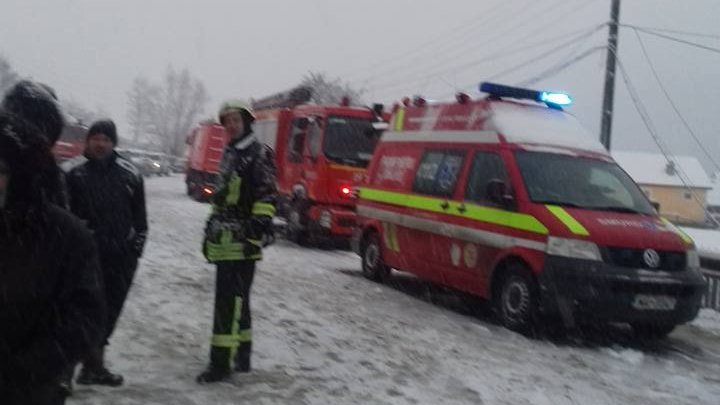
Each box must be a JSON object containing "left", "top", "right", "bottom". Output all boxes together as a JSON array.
[{"left": 612, "top": 151, "right": 713, "bottom": 189}]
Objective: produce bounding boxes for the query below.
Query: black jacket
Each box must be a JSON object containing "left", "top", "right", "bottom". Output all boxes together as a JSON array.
[
  {"left": 66, "top": 152, "right": 148, "bottom": 257},
  {"left": 0, "top": 111, "right": 105, "bottom": 393}
]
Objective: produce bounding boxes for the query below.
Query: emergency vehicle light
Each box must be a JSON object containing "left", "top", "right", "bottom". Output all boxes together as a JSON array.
[{"left": 479, "top": 82, "right": 572, "bottom": 108}]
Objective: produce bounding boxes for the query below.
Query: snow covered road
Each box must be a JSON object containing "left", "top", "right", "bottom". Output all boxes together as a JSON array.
[{"left": 69, "top": 175, "right": 720, "bottom": 405}]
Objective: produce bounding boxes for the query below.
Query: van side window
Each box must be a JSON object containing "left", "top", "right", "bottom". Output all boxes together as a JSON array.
[
  {"left": 413, "top": 150, "right": 464, "bottom": 197},
  {"left": 287, "top": 120, "right": 306, "bottom": 163},
  {"left": 465, "top": 152, "right": 509, "bottom": 206}
]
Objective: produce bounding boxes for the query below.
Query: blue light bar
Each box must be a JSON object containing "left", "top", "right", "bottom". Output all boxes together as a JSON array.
[
  {"left": 479, "top": 82, "right": 573, "bottom": 109},
  {"left": 540, "top": 91, "right": 572, "bottom": 106}
]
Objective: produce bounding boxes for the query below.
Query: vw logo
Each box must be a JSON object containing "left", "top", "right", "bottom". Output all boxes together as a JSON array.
[{"left": 643, "top": 249, "right": 661, "bottom": 268}]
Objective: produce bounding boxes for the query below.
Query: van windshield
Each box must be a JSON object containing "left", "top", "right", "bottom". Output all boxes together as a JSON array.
[
  {"left": 323, "top": 116, "right": 378, "bottom": 167},
  {"left": 514, "top": 151, "right": 655, "bottom": 215}
]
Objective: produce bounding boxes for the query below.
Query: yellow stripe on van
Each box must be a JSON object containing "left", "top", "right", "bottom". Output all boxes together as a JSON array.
[
  {"left": 358, "top": 187, "right": 548, "bottom": 235},
  {"left": 660, "top": 217, "right": 694, "bottom": 245},
  {"left": 546, "top": 205, "right": 589, "bottom": 236},
  {"left": 393, "top": 108, "right": 405, "bottom": 131}
]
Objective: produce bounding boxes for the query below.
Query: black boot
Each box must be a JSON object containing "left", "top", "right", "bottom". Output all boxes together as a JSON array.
[
  {"left": 76, "top": 347, "right": 124, "bottom": 387},
  {"left": 234, "top": 342, "right": 251, "bottom": 373},
  {"left": 196, "top": 366, "right": 231, "bottom": 384}
]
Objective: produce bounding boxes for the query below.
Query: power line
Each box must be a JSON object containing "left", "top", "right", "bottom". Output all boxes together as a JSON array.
[
  {"left": 342, "top": 0, "right": 529, "bottom": 83},
  {"left": 620, "top": 23, "right": 720, "bottom": 39},
  {"left": 374, "top": 24, "right": 606, "bottom": 96},
  {"left": 518, "top": 45, "right": 605, "bottom": 87},
  {"left": 628, "top": 27, "right": 720, "bottom": 55},
  {"left": 350, "top": 0, "right": 563, "bottom": 88},
  {"left": 615, "top": 55, "right": 718, "bottom": 225},
  {"left": 632, "top": 28, "right": 720, "bottom": 173}
]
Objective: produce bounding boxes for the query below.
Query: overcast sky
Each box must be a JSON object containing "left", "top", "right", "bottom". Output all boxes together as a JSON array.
[{"left": 1, "top": 0, "right": 719, "bottom": 175}]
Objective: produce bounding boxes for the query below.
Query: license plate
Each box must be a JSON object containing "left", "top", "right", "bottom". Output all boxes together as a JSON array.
[{"left": 632, "top": 294, "right": 677, "bottom": 311}]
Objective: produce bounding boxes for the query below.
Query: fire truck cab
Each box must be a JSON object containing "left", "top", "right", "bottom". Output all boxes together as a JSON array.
[
  {"left": 354, "top": 83, "right": 706, "bottom": 337},
  {"left": 252, "top": 87, "right": 386, "bottom": 245}
]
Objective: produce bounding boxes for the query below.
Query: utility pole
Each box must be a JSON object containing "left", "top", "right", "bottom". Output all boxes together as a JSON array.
[{"left": 600, "top": 0, "right": 621, "bottom": 150}]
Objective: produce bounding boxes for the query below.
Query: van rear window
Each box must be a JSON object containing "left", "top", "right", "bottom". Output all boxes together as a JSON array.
[{"left": 412, "top": 150, "right": 464, "bottom": 197}]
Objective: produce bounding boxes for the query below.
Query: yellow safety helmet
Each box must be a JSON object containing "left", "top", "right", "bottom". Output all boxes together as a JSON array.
[{"left": 218, "top": 99, "right": 255, "bottom": 124}]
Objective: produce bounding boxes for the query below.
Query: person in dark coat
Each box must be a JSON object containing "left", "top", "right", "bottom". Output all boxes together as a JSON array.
[
  {"left": 64, "top": 119, "right": 148, "bottom": 386},
  {"left": 196, "top": 100, "right": 277, "bottom": 384},
  {"left": 0, "top": 111, "right": 106, "bottom": 405},
  {"left": 1, "top": 80, "right": 67, "bottom": 207}
]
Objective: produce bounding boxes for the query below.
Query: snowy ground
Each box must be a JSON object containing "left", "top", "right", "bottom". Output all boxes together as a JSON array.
[{"left": 68, "top": 175, "right": 720, "bottom": 405}]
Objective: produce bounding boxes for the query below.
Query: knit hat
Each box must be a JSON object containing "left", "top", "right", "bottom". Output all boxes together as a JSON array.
[
  {"left": 86, "top": 119, "right": 118, "bottom": 145},
  {"left": 1, "top": 80, "right": 65, "bottom": 146}
]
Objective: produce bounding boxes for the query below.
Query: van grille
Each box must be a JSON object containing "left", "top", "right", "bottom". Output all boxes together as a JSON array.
[{"left": 603, "top": 247, "right": 686, "bottom": 272}]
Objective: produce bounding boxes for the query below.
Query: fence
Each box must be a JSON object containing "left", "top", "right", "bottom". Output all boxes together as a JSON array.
[{"left": 700, "top": 254, "right": 720, "bottom": 311}]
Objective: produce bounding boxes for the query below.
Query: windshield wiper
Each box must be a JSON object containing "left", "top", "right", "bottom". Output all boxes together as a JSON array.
[
  {"left": 587, "top": 206, "right": 645, "bottom": 214},
  {"left": 532, "top": 200, "right": 583, "bottom": 208}
]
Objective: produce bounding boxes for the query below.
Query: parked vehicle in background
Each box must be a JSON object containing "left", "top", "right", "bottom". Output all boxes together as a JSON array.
[
  {"left": 185, "top": 123, "right": 227, "bottom": 201},
  {"left": 52, "top": 121, "right": 87, "bottom": 162},
  {"left": 354, "top": 82, "right": 706, "bottom": 338}
]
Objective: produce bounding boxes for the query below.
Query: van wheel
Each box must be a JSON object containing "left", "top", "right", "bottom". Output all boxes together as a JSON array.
[
  {"left": 631, "top": 323, "right": 675, "bottom": 340},
  {"left": 361, "top": 233, "right": 389, "bottom": 282},
  {"left": 495, "top": 264, "right": 538, "bottom": 335}
]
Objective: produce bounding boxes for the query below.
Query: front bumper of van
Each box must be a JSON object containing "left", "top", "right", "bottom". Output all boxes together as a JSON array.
[{"left": 537, "top": 255, "right": 706, "bottom": 325}]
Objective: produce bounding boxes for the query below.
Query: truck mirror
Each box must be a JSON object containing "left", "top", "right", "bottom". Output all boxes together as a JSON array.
[
  {"left": 486, "top": 179, "right": 513, "bottom": 207},
  {"left": 295, "top": 117, "right": 310, "bottom": 130}
]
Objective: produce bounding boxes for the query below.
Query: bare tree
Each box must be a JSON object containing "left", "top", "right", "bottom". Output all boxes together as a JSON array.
[
  {"left": 61, "top": 99, "right": 107, "bottom": 126},
  {"left": 300, "top": 72, "right": 364, "bottom": 105},
  {"left": 0, "top": 55, "right": 20, "bottom": 95},
  {"left": 126, "top": 67, "right": 208, "bottom": 155}
]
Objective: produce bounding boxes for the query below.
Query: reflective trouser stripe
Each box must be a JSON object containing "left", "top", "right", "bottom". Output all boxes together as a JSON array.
[
  {"left": 229, "top": 296, "right": 242, "bottom": 369},
  {"left": 546, "top": 205, "right": 589, "bottom": 236},
  {"left": 252, "top": 202, "right": 276, "bottom": 217}
]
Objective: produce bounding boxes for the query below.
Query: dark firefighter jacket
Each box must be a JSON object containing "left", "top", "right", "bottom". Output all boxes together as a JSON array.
[
  {"left": 203, "top": 133, "right": 277, "bottom": 262},
  {"left": 65, "top": 152, "right": 148, "bottom": 258},
  {"left": 0, "top": 111, "right": 106, "bottom": 391}
]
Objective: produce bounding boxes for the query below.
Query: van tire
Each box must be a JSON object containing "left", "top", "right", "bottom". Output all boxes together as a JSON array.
[
  {"left": 495, "top": 263, "right": 538, "bottom": 335},
  {"left": 631, "top": 323, "right": 675, "bottom": 340},
  {"left": 361, "top": 233, "right": 389, "bottom": 282}
]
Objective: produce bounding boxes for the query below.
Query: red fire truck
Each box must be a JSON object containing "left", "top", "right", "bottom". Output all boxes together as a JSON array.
[
  {"left": 185, "top": 122, "right": 228, "bottom": 201},
  {"left": 251, "top": 87, "right": 387, "bottom": 245}
]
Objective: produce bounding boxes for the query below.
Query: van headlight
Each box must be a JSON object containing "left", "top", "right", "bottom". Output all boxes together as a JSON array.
[
  {"left": 546, "top": 237, "right": 602, "bottom": 261},
  {"left": 687, "top": 248, "right": 700, "bottom": 269}
]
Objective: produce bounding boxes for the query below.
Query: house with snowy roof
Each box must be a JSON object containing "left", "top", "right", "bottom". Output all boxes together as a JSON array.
[{"left": 612, "top": 151, "right": 712, "bottom": 225}]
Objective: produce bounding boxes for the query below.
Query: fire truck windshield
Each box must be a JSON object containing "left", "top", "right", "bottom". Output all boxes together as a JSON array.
[
  {"left": 323, "top": 116, "right": 378, "bottom": 167},
  {"left": 515, "top": 151, "right": 655, "bottom": 215}
]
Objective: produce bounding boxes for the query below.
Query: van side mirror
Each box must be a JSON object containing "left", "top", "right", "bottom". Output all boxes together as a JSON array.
[
  {"left": 486, "top": 179, "right": 513, "bottom": 207},
  {"left": 651, "top": 201, "right": 660, "bottom": 212}
]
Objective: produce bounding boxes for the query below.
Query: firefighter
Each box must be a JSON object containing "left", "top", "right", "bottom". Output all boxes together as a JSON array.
[
  {"left": 0, "top": 110, "right": 105, "bottom": 405},
  {"left": 65, "top": 119, "right": 148, "bottom": 387},
  {"left": 196, "top": 100, "right": 277, "bottom": 384}
]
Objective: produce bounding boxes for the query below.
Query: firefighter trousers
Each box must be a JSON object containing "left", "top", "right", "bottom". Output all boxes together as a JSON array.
[{"left": 209, "top": 260, "right": 255, "bottom": 371}]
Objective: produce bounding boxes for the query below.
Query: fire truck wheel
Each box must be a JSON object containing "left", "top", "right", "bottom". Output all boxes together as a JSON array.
[
  {"left": 496, "top": 263, "right": 538, "bottom": 335},
  {"left": 631, "top": 323, "right": 675, "bottom": 340},
  {"left": 361, "top": 232, "right": 389, "bottom": 282}
]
